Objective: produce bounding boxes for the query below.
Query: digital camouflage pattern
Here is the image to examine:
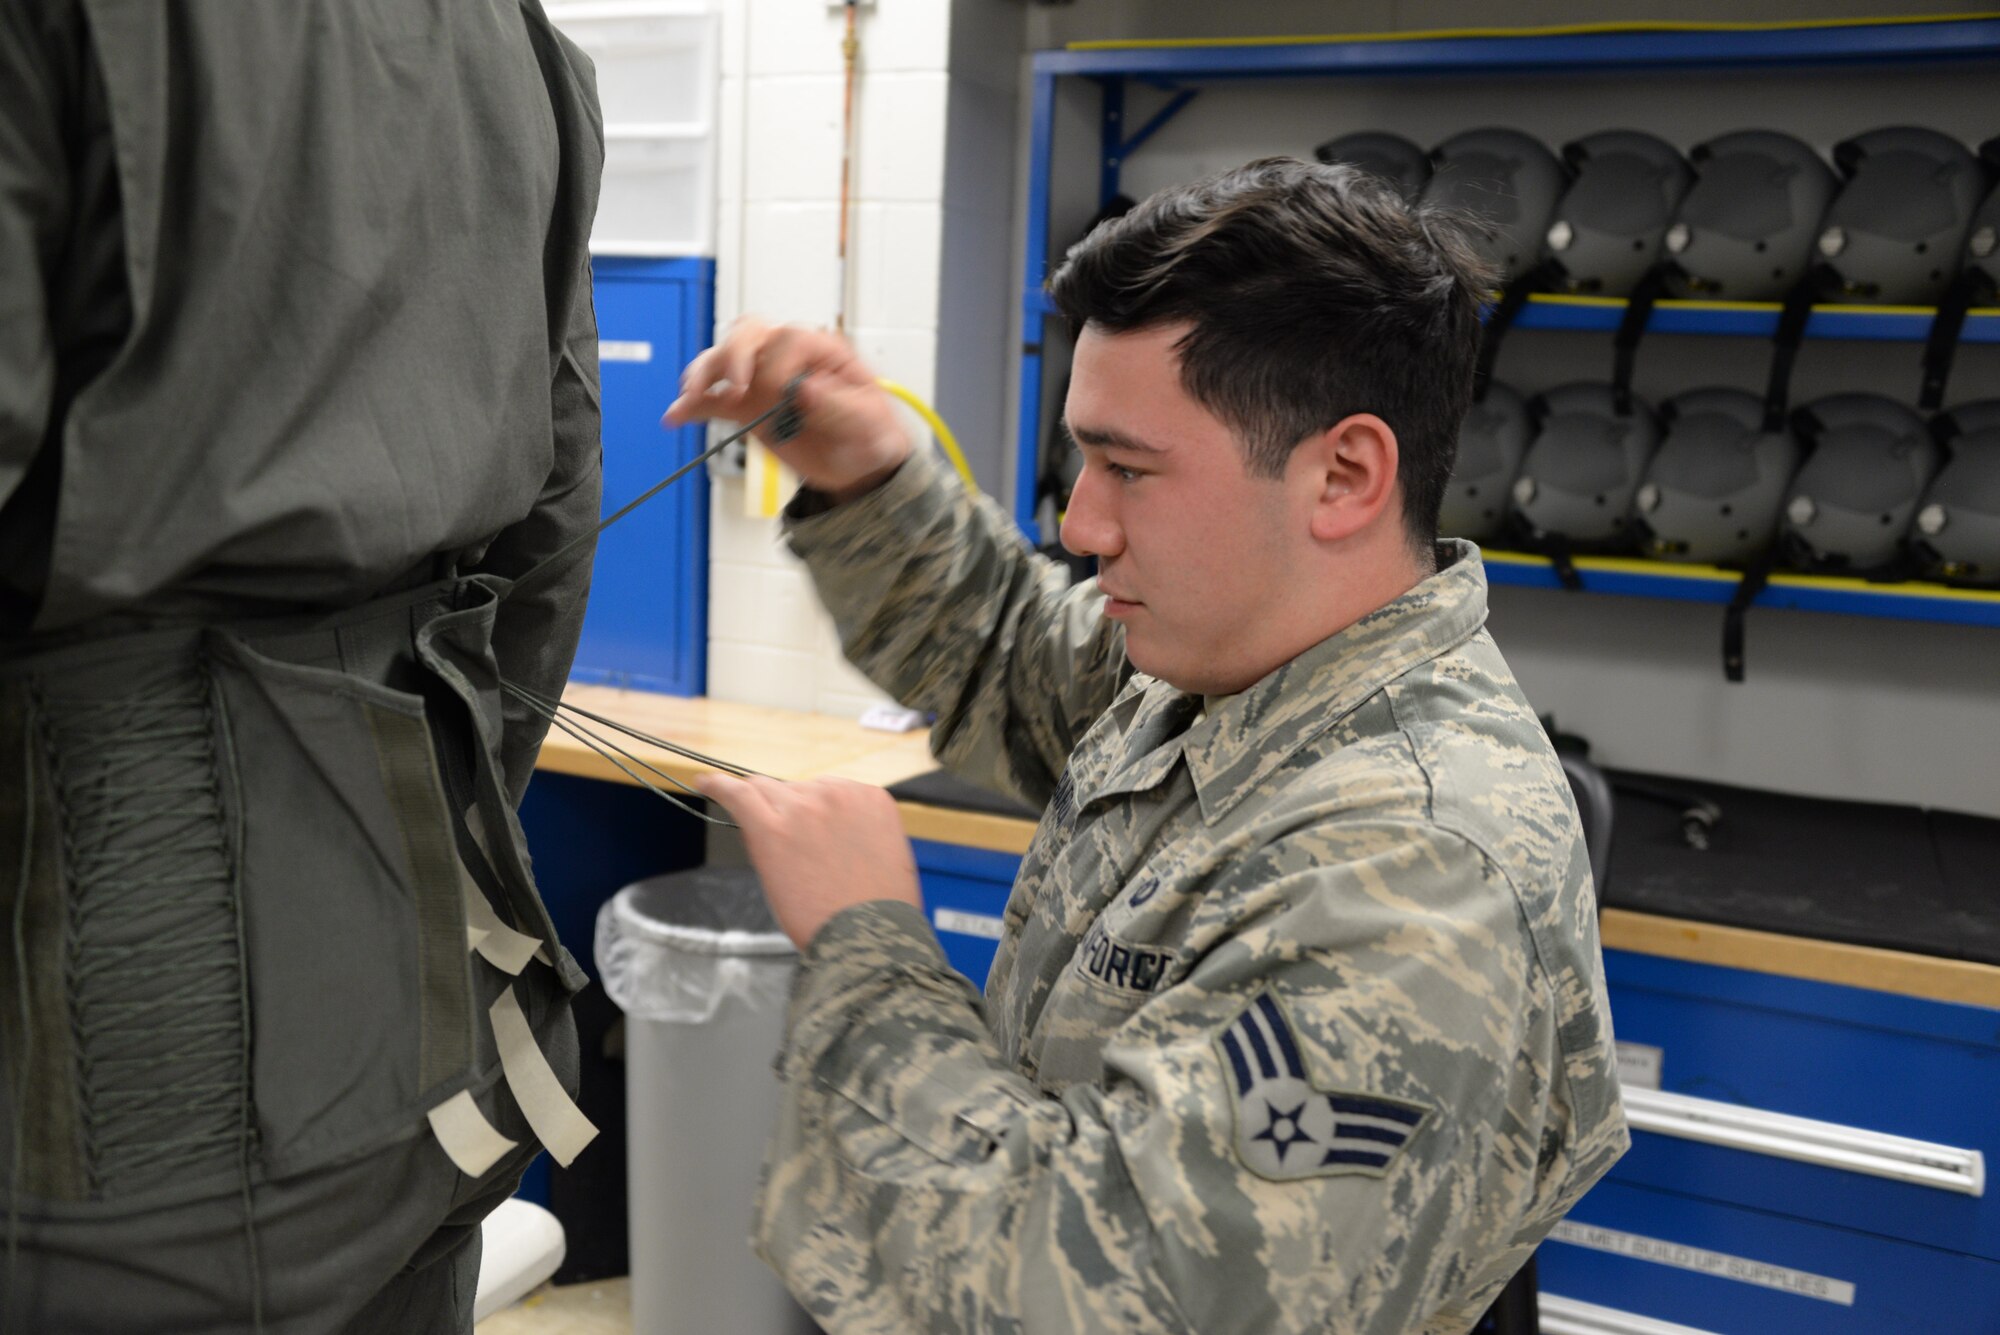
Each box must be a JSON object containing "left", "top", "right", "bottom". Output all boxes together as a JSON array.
[{"left": 768, "top": 446, "right": 1628, "bottom": 1334}]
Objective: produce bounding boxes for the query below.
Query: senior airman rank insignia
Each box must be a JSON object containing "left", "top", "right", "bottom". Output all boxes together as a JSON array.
[{"left": 1217, "top": 992, "right": 1431, "bottom": 1182}]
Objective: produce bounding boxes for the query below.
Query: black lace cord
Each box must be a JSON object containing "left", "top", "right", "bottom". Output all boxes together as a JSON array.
[
  {"left": 503, "top": 681, "right": 765, "bottom": 827},
  {"left": 506, "top": 386, "right": 799, "bottom": 606},
  {"left": 508, "top": 682, "right": 758, "bottom": 781},
  {"left": 504, "top": 377, "right": 823, "bottom": 802},
  {"left": 6, "top": 664, "right": 264, "bottom": 1332}
]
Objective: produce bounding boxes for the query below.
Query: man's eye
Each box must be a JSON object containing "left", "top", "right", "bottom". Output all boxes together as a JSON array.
[{"left": 1107, "top": 462, "right": 1141, "bottom": 482}]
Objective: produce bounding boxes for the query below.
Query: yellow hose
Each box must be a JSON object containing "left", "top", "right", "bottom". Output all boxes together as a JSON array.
[{"left": 877, "top": 378, "right": 979, "bottom": 495}]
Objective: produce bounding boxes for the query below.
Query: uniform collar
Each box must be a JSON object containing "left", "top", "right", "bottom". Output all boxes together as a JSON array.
[{"left": 1180, "top": 540, "right": 1490, "bottom": 825}]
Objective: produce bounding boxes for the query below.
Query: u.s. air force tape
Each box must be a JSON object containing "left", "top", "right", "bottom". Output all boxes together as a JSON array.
[
  {"left": 427, "top": 1088, "right": 518, "bottom": 1178},
  {"left": 491, "top": 984, "right": 599, "bottom": 1167}
]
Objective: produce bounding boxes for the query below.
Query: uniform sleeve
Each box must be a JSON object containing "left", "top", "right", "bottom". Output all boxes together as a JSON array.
[
  {"left": 475, "top": 252, "right": 605, "bottom": 804},
  {"left": 0, "top": 2, "right": 65, "bottom": 514},
  {"left": 755, "top": 822, "right": 1608, "bottom": 1335},
  {"left": 782, "top": 446, "right": 1130, "bottom": 809}
]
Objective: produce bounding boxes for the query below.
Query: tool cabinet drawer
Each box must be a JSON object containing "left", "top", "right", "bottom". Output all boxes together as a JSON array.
[
  {"left": 913, "top": 839, "right": 1020, "bottom": 987},
  {"left": 1603, "top": 948, "right": 1999, "bottom": 1258},
  {"left": 1542, "top": 1176, "right": 2000, "bottom": 1334}
]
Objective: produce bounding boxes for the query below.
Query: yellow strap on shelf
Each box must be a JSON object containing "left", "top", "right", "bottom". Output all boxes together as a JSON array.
[
  {"left": 1482, "top": 548, "right": 2000, "bottom": 606},
  {"left": 1068, "top": 13, "right": 2000, "bottom": 51}
]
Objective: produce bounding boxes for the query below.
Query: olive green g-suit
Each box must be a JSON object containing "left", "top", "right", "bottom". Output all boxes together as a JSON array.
[{"left": 0, "top": 3, "right": 606, "bottom": 1330}]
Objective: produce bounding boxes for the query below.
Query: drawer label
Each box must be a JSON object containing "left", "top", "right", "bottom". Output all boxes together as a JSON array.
[
  {"left": 1550, "top": 1220, "right": 1856, "bottom": 1306},
  {"left": 599, "top": 340, "right": 654, "bottom": 362},
  {"left": 1614, "top": 1040, "right": 1663, "bottom": 1090},
  {"left": 934, "top": 908, "right": 1004, "bottom": 940}
]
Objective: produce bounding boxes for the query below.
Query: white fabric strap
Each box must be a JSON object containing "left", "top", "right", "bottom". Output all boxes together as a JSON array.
[
  {"left": 427, "top": 1088, "right": 519, "bottom": 1178},
  {"left": 490, "top": 984, "right": 599, "bottom": 1167},
  {"left": 461, "top": 865, "right": 543, "bottom": 976}
]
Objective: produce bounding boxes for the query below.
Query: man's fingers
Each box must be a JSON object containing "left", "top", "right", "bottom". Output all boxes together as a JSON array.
[{"left": 693, "top": 769, "right": 778, "bottom": 832}]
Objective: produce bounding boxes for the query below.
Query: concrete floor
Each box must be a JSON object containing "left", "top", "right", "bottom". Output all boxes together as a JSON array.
[{"left": 476, "top": 1279, "right": 632, "bottom": 1335}]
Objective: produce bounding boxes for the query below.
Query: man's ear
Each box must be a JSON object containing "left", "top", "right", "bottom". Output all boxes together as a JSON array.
[{"left": 1297, "top": 413, "right": 1400, "bottom": 544}]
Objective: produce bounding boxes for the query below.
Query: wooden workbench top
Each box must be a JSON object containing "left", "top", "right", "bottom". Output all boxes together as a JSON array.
[
  {"left": 533, "top": 684, "right": 1038, "bottom": 853},
  {"left": 535, "top": 684, "right": 2000, "bottom": 1010}
]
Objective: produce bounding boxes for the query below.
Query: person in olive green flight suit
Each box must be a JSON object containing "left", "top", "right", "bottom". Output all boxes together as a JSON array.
[
  {"left": 1, "top": 3, "right": 606, "bottom": 1330},
  {"left": 673, "top": 158, "right": 1629, "bottom": 1333}
]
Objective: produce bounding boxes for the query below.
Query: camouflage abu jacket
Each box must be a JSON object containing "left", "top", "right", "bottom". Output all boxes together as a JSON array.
[{"left": 766, "top": 446, "right": 1628, "bottom": 1334}]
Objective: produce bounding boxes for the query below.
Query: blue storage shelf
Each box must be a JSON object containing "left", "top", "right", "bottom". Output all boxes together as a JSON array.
[
  {"left": 572, "top": 256, "right": 715, "bottom": 696},
  {"left": 1481, "top": 550, "right": 2000, "bottom": 629},
  {"left": 1013, "top": 16, "right": 2000, "bottom": 641},
  {"left": 1514, "top": 294, "right": 2000, "bottom": 342},
  {"left": 1041, "top": 18, "right": 2000, "bottom": 81},
  {"left": 1022, "top": 287, "right": 2000, "bottom": 343}
]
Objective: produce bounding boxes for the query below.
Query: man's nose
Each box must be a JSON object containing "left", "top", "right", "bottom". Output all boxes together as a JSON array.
[{"left": 1059, "top": 466, "right": 1122, "bottom": 560}]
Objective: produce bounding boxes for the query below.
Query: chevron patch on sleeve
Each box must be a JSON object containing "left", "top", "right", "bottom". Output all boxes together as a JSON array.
[{"left": 1217, "top": 991, "right": 1432, "bottom": 1182}]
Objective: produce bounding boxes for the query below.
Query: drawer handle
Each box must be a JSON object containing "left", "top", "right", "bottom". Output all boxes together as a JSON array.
[
  {"left": 1624, "top": 1085, "right": 1985, "bottom": 1196},
  {"left": 1540, "top": 1291, "right": 1722, "bottom": 1335}
]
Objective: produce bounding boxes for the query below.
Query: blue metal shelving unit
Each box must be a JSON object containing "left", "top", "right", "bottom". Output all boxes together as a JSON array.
[
  {"left": 1481, "top": 550, "right": 2000, "bottom": 628},
  {"left": 1014, "top": 18, "right": 2000, "bottom": 630}
]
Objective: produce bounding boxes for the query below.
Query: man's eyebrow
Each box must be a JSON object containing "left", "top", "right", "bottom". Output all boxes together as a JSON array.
[{"left": 1063, "top": 421, "right": 1167, "bottom": 455}]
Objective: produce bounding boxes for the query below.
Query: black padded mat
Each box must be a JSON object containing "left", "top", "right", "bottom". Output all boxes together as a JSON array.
[
  {"left": 887, "top": 768, "right": 1041, "bottom": 821},
  {"left": 1601, "top": 767, "right": 2000, "bottom": 967}
]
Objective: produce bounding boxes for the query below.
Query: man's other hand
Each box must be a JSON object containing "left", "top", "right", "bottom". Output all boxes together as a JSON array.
[
  {"left": 694, "top": 773, "right": 923, "bottom": 949},
  {"left": 665, "top": 318, "right": 912, "bottom": 503}
]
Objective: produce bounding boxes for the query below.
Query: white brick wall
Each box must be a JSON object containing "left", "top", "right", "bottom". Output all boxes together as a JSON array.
[{"left": 706, "top": 0, "right": 963, "bottom": 718}]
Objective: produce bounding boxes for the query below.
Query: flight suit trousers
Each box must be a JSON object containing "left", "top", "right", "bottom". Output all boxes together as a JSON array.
[{"left": 0, "top": 579, "right": 584, "bottom": 1333}]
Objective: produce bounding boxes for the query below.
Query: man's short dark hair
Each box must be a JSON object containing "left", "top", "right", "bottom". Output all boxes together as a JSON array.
[{"left": 1047, "top": 157, "right": 1495, "bottom": 555}]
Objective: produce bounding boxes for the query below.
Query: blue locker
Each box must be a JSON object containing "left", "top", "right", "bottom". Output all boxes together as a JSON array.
[
  {"left": 573, "top": 257, "right": 715, "bottom": 695},
  {"left": 913, "top": 839, "right": 1021, "bottom": 987}
]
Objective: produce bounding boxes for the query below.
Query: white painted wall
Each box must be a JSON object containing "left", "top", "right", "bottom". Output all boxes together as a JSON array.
[{"left": 705, "top": 0, "right": 954, "bottom": 718}]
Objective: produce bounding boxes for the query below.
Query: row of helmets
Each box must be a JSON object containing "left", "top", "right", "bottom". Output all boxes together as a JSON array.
[
  {"left": 1316, "top": 125, "right": 2000, "bottom": 305},
  {"left": 1445, "top": 386, "right": 2000, "bottom": 585}
]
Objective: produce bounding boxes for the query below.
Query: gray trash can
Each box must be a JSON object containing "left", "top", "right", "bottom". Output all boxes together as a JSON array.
[{"left": 596, "top": 866, "right": 815, "bottom": 1335}]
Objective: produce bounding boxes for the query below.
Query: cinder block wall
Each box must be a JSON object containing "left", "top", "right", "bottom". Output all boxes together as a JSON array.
[{"left": 705, "top": 0, "right": 954, "bottom": 718}]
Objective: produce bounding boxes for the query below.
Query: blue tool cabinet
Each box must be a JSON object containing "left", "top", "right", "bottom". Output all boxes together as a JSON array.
[
  {"left": 913, "top": 838, "right": 1024, "bottom": 986},
  {"left": 571, "top": 256, "right": 715, "bottom": 696}
]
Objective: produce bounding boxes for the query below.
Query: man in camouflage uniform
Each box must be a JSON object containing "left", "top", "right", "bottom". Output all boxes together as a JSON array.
[{"left": 680, "top": 158, "right": 1628, "bottom": 1333}]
